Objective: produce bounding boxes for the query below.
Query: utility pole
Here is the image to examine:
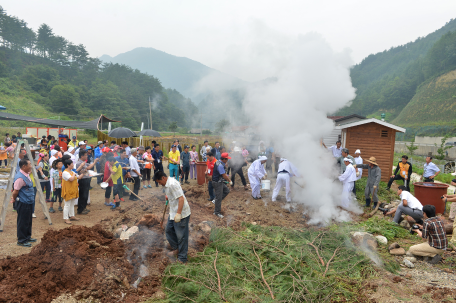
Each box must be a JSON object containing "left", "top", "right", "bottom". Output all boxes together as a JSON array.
[{"left": 149, "top": 96, "right": 153, "bottom": 130}]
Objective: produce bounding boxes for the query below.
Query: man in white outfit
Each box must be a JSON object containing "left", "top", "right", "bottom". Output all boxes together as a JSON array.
[
  {"left": 353, "top": 149, "right": 363, "bottom": 195},
  {"left": 248, "top": 156, "right": 267, "bottom": 199},
  {"left": 272, "top": 158, "right": 301, "bottom": 202},
  {"left": 338, "top": 158, "right": 357, "bottom": 209}
]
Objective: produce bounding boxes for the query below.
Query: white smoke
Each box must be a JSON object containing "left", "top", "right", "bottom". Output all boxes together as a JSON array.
[{"left": 195, "top": 22, "right": 363, "bottom": 224}]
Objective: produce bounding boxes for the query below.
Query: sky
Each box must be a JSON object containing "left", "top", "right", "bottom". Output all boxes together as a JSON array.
[{"left": 2, "top": 0, "right": 455, "bottom": 82}]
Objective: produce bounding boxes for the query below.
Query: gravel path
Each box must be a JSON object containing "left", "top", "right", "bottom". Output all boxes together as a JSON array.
[{"left": 400, "top": 261, "right": 456, "bottom": 289}]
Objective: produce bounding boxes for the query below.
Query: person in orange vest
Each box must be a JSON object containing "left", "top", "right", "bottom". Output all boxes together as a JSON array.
[{"left": 387, "top": 155, "right": 412, "bottom": 191}]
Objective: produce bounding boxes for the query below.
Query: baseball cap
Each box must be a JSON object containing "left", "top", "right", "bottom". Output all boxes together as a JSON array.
[
  {"left": 72, "top": 136, "right": 76, "bottom": 139},
  {"left": 79, "top": 141, "right": 86, "bottom": 146},
  {"left": 184, "top": 145, "right": 189, "bottom": 149},
  {"left": 86, "top": 146, "right": 92, "bottom": 150},
  {"left": 221, "top": 152, "right": 231, "bottom": 159},
  {"left": 97, "top": 141, "right": 103, "bottom": 145},
  {"left": 102, "top": 147, "right": 111, "bottom": 153}
]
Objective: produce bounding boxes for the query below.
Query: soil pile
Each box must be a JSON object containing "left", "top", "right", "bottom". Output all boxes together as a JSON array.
[{"left": 0, "top": 225, "right": 157, "bottom": 303}]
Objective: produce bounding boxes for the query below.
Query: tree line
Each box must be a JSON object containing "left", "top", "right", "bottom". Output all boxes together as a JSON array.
[{"left": 0, "top": 6, "right": 199, "bottom": 131}]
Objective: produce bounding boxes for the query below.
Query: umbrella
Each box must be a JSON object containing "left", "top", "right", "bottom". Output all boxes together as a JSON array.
[
  {"left": 137, "top": 129, "right": 161, "bottom": 137},
  {"left": 108, "top": 127, "right": 137, "bottom": 138}
]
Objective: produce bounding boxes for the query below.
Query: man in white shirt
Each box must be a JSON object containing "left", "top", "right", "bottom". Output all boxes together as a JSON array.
[
  {"left": 423, "top": 156, "right": 440, "bottom": 183},
  {"left": 322, "top": 140, "right": 343, "bottom": 158},
  {"left": 122, "top": 141, "right": 131, "bottom": 157},
  {"left": 129, "top": 148, "right": 141, "bottom": 201},
  {"left": 200, "top": 140, "right": 211, "bottom": 159},
  {"left": 155, "top": 170, "right": 191, "bottom": 263},
  {"left": 272, "top": 158, "right": 301, "bottom": 203},
  {"left": 385, "top": 186, "right": 424, "bottom": 224},
  {"left": 338, "top": 158, "right": 357, "bottom": 209},
  {"left": 353, "top": 149, "right": 363, "bottom": 195}
]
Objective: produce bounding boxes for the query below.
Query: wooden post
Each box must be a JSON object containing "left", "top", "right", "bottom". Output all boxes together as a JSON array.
[
  {"left": 0, "top": 145, "right": 21, "bottom": 231},
  {"left": 24, "top": 141, "right": 52, "bottom": 225}
]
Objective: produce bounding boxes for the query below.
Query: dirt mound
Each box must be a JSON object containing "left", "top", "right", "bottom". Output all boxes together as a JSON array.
[{"left": 0, "top": 225, "right": 165, "bottom": 303}]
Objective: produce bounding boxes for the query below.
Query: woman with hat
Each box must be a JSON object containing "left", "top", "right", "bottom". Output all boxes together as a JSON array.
[{"left": 354, "top": 157, "right": 382, "bottom": 208}]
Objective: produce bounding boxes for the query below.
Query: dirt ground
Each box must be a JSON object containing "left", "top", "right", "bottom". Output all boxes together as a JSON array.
[{"left": 1, "top": 173, "right": 456, "bottom": 302}]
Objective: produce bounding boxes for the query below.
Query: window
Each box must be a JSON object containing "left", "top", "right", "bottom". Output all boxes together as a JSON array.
[{"left": 381, "top": 130, "right": 388, "bottom": 138}]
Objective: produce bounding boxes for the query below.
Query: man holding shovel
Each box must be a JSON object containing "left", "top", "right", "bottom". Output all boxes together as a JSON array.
[
  {"left": 155, "top": 171, "right": 191, "bottom": 263},
  {"left": 354, "top": 156, "right": 381, "bottom": 208}
]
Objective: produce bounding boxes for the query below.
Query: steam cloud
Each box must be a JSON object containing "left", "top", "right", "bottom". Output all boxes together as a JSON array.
[{"left": 195, "top": 22, "right": 363, "bottom": 224}]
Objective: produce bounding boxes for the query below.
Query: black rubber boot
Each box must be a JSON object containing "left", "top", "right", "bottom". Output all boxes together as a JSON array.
[
  {"left": 373, "top": 201, "right": 378, "bottom": 209},
  {"left": 365, "top": 198, "right": 371, "bottom": 207}
]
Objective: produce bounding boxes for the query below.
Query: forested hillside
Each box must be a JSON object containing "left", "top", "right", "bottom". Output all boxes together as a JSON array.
[
  {"left": 338, "top": 18, "right": 456, "bottom": 126},
  {"left": 0, "top": 7, "right": 198, "bottom": 130}
]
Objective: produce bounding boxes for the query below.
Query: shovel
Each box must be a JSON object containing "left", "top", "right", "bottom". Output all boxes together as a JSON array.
[
  {"left": 122, "top": 184, "right": 144, "bottom": 201},
  {"left": 160, "top": 196, "right": 169, "bottom": 229}
]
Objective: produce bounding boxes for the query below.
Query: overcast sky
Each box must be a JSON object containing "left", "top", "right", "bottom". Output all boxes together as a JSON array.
[{"left": 2, "top": 0, "right": 455, "bottom": 81}]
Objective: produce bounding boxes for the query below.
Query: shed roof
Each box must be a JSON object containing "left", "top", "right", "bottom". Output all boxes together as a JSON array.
[
  {"left": 335, "top": 118, "right": 406, "bottom": 133},
  {"left": 333, "top": 114, "right": 365, "bottom": 123}
]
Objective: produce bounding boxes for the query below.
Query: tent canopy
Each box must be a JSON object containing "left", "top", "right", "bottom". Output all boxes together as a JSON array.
[{"left": 0, "top": 113, "right": 119, "bottom": 130}]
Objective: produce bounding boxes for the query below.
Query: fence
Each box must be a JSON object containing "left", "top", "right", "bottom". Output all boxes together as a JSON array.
[
  {"left": 395, "top": 141, "right": 456, "bottom": 158},
  {"left": 97, "top": 131, "right": 228, "bottom": 161}
]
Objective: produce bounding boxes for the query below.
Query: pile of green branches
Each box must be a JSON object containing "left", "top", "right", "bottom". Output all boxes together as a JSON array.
[
  {"left": 163, "top": 224, "right": 375, "bottom": 302},
  {"left": 359, "top": 217, "right": 411, "bottom": 241}
]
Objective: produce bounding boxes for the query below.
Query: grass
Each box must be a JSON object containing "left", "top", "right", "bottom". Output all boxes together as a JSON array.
[
  {"left": 162, "top": 224, "right": 375, "bottom": 303},
  {"left": 358, "top": 217, "right": 411, "bottom": 241}
]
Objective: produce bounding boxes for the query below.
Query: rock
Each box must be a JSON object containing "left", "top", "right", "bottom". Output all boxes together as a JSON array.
[
  {"left": 403, "top": 259, "right": 415, "bottom": 268},
  {"left": 198, "top": 222, "right": 212, "bottom": 233},
  {"left": 139, "top": 264, "right": 149, "bottom": 277},
  {"left": 120, "top": 226, "right": 139, "bottom": 240},
  {"left": 137, "top": 214, "right": 161, "bottom": 227},
  {"left": 375, "top": 235, "right": 388, "bottom": 245},
  {"left": 114, "top": 228, "right": 123, "bottom": 238},
  {"left": 404, "top": 256, "right": 417, "bottom": 263},
  {"left": 406, "top": 250, "right": 414, "bottom": 257},
  {"left": 122, "top": 276, "right": 130, "bottom": 289},
  {"left": 392, "top": 276, "right": 402, "bottom": 283},
  {"left": 96, "top": 264, "right": 104, "bottom": 273},
  {"left": 400, "top": 220, "right": 410, "bottom": 229},
  {"left": 251, "top": 222, "right": 257, "bottom": 225},
  {"left": 365, "top": 239, "right": 378, "bottom": 251},
  {"left": 87, "top": 240, "right": 101, "bottom": 248},
  {"left": 405, "top": 274, "right": 412, "bottom": 279},
  {"left": 390, "top": 248, "right": 406, "bottom": 255},
  {"left": 388, "top": 242, "right": 400, "bottom": 251}
]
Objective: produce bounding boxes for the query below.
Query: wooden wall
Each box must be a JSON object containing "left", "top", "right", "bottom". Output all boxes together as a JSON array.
[{"left": 344, "top": 123, "right": 396, "bottom": 182}]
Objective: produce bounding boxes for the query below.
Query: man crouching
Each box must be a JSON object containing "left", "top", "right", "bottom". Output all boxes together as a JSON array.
[{"left": 155, "top": 171, "right": 191, "bottom": 263}]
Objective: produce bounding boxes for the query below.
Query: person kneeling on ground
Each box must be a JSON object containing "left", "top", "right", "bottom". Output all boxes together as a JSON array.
[
  {"left": 385, "top": 185, "right": 424, "bottom": 225},
  {"left": 155, "top": 171, "right": 191, "bottom": 263},
  {"left": 408, "top": 205, "right": 447, "bottom": 264},
  {"left": 212, "top": 152, "right": 232, "bottom": 218}
]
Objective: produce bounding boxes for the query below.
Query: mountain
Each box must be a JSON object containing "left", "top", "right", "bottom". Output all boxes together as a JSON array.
[
  {"left": 392, "top": 69, "right": 456, "bottom": 127},
  {"left": 100, "top": 47, "right": 247, "bottom": 101},
  {"left": 337, "top": 18, "right": 456, "bottom": 126}
]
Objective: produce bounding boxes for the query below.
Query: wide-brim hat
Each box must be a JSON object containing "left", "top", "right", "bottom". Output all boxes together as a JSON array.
[{"left": 366, "top": 156, "right": 378, "bottom": 166}]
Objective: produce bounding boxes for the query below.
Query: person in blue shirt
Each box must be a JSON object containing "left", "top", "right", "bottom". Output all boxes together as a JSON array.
[
  {"left": 211, "top": 152, "right": 232, "bottom": 218},
  {"left": 152, "top": 144, "right": 164, "bottom": 187},
  {"left": 211, "top": 142, "right": 221, "bottom": 160},
  {"left": 94, "top": 141, "right": 104, "bottom": 184}
]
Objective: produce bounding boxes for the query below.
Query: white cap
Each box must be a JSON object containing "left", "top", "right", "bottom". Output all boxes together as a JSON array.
[
  {"left": 355, "top": 149, "right": 361, "bottom": 154},
  {"left": 343, "top": 157, "right": 353, "bottom": 163},
  {"left": 258, "top": 156, "right": 267, "bottom": 161},
  {"left": 280, "top": 158, "right": 287, "bottom": 162},
  {"left": 50, "top": 150, "right": 58, "bottom": 156},
  {"left": 79, "top": 141, "right": 86, "bottom": 146},
  {"left": 68, "top": 146, "right": 75, "bottom": 153}
]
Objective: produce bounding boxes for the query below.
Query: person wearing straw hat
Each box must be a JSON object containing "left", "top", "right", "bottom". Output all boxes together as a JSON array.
[
  {"left": 272, "top": 158, "right": 301, "bottom": 203},
  {"left": 338, "top": 157, "right": 357, "bottom": 209},
  {"left": 354, "top": 157, "right": 382, "bottom": 208}
]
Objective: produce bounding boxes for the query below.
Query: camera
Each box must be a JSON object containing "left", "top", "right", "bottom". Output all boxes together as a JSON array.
[
  {"left": 378, "top": 207, "right": 388, "bottom": 215},
  {"left": 441, "top": 196, "right": 444, "bottom": 199},
  {"left": 410, "top": 224, "right": 420, "bottom": 234}
]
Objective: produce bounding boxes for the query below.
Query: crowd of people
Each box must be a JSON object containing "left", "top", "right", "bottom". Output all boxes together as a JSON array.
[{"left": 5, "top": 131, "right": 456, "bottom": 265}]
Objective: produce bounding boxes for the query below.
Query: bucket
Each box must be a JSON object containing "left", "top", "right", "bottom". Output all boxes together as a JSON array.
[
  {"left": 261, "top": 180, "right": 270, "bottom": 190},
  {"left": 413, "top": 182, "right": 449, "bottom": 214},
  {"left": 196, "top": 162, "right": 207, "bottom": 185},
  {"left": 100, "top": 182, "right": 109, "bottom": 189}
]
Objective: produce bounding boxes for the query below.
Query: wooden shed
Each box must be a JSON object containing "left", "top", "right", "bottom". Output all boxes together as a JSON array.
[{"left": 336, "top": 118, "right": 406, "bottom": 182}]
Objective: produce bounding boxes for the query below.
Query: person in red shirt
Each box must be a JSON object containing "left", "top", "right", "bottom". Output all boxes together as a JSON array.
[
  {"left": 206, "top": 152, "right": 216, "bottom": 203},
  {"left": 103, "top": 155, "right": 115, "bottom": 206}
]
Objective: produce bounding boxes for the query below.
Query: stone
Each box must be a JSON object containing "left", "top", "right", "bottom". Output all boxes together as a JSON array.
[
  {"left": 406, "top": 250, "right": 414, "bottom": 257},
  {"left": 251, "top": 222, "right": 257, "bottom": 225},
  {"left": 392, "top": 276, "right": 402, "bottom": 283},
  {"left": 365, "top": 239, "right": 378, "bottom": 251},
  {"left": 404, "top": 256, "right": 417, "bottom": 263},
  {"left": 400, "top": 220, "right": 410, "bottom": 229},
  {"left": 403, "top": 259, "right": 415, "bottom": 268},
  {"left": 96, "top": 264, "right": 104, "bottom": 273},
  {"left": 388, "top": 242, "right": 400, "bottom": 251},
  {"left": 375, "top": 235, "right": 388, "bottom": 245},
  {"left": 405, "top": 274, "right": 412, "bottom": 279},
  {"left": 114, "top": 227, "right": 123, "bottom": 238},
  {"left": 120, "top": 226, "right": 139, "bottom": 240},
  {"left": 352, "top": 232, "right": 377, "bottom": 251},
  {"left": 198, "top": 222, "right": 212, "bottom": 233},
  {"left": 390, "top": 248, "right": 406, "bottom": 255}
]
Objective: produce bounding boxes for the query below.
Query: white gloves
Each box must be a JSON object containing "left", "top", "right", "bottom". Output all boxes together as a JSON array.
[
  {"left": 229, "top": 181, "right": 233, "bottom": 186},
  {"left": 174, "top": 213, "right": 182, "bottom": 223},
  {"left": 356, "top": 171, "right": 360, "bottom": 177}
]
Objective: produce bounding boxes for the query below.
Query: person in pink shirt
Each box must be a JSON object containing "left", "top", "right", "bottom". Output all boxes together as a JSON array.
[{"left": 189, "top": 145, "right": 199, "bottom": 180}]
